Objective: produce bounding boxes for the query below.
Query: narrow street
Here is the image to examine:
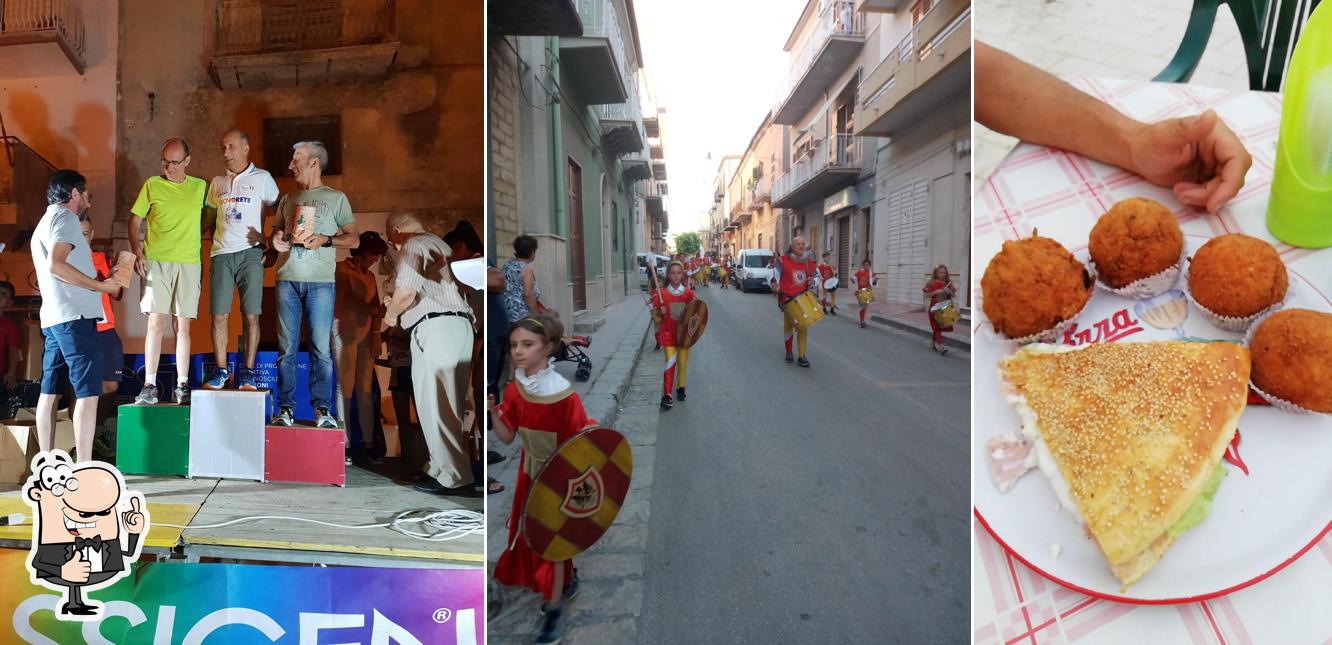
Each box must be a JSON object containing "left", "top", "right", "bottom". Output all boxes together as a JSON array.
[{"left": 636, "top": 284, "right": 969, "bottom": 644}]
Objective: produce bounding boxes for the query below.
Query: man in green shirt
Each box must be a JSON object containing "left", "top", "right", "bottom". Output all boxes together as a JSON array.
[
  {"left": 129, "top": 138, "right": 206, "bottom": 406},
  {"left": 269, "top": 141, "right": 359, "bottom": 433}
]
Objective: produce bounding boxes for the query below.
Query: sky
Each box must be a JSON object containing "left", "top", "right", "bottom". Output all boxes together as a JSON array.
[{"left": 632, "top": 0, "right": 809, "bottom": 241}]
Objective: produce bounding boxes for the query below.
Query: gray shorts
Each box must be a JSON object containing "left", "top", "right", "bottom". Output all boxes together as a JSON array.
[{"left": 210, "top": 245, "right": 265, "bottom": 316}]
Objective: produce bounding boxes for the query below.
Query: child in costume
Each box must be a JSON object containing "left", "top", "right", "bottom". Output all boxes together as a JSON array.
[
  {"left": 854, "top": 259, "right": 878, "bottom": 329},
  {"left": 817, "top": 251, "right": 838, "bottom": 315},
  {"left": 489, "top": 313, "right": 594, "bottom": 644},
  {"left": 651, "top": 261, "right": 697, "bottom": 410}
]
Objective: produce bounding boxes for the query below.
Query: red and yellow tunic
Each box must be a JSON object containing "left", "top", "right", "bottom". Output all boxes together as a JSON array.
[
  {"left": 855, "top": 268, "right": 873, "bottom": 290},
  {"left": 776, "top": 254, "right": 816, "bottom": 302},
  {"left": 817, "top": 263, "right": 835, "bottom": 283},
  {"left": 652, "top": 285, "right": 697, "bottom": 347},
  {"left": 494, "top": 378, "right": 597, "bottom": 600}
]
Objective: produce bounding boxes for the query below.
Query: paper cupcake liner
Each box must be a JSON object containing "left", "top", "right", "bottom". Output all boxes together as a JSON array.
[
  {"left": 1090, "top": 246, "right": 1186, "bottom": 300},
  {"left": 1241, "top": 309, "right": 1332, "bottom": 416},
  {"left": 1182, "top": 262, "right": 1292, "bottom": 333},
  {"left": 997, "top": 261, "right": 1096, "bottom": 345}
]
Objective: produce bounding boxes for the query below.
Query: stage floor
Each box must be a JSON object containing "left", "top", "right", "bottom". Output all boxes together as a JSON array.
[{"left": 0, "top": 464, "right": 483, "bottom": 568}]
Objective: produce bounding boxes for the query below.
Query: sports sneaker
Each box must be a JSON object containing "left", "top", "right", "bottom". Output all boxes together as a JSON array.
[
  {"left": 203, "top": 367, "right": 229, "bottom": 390},
  {"left": 174, "top": 385, "right": 190, "bottom": 405},
  {"left": 785, "top": 352, "right": 794, "bottom": 364},
  {"left": 236, "top": 367, "right": 258, "bottom": 391},
  {"left": 797, "top": 357, "right": 811, "bottom": 368},
  {"left": 676, "top": 387, "right": 686, "bottom": 402},
  {"left": 271, "top": 407, "right": 295, "bottom": 427},
  {"left": 660, "top": 394, "right": 673, "bottom": 410},
  {"left": 540, "top": 568, "right": 580, "bottom": 614},
  {"left": 860, "top": 321, "right": 867, "bottom": 329},
  {"left": 134, "top": 384, "right": 158, "bottom": 406},
  {"left": 315, "top": 407, "right": 338, "bottom": 429},
  {"left": 535, "top": 604, "right": 566, "bottom": 644}
]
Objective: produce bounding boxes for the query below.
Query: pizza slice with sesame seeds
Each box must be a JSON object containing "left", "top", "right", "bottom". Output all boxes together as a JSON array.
[{"left": 999, "top": 340, "right": 1250, "bottom": 589}]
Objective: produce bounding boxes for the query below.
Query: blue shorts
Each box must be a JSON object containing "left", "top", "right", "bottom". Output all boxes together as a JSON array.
[
  {"left": 41, "top": 318, "right": 103, "bottom": 399},
  {"left": 97, "top": 329, "right": 124, "bottom": 383}
]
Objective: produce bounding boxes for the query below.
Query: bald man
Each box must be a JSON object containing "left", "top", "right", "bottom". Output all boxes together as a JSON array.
[
  {"left": 770, "top": 236, "right": 818, "bottom": 367},
  {"left": 129, "top": 138, "right": 207, "bottom": 406},
  {"left": 203, "top": 130, "right": 278, "bottom": 391}
]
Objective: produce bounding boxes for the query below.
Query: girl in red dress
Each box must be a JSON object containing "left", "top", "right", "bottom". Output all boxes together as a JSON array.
[
  {"left": 923, "top": 264, "right": 958, "bottom": 355},
  {"left": 853, "top": 259, "right": 877, "bottom": 329},
  {"left": 488, "top": 313, "right": 595, "bottom": 642},
  {"left": 652, "top": 261, "right": 698, "bottom": 410}
]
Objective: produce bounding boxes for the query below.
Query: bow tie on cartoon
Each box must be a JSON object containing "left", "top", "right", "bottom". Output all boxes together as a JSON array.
[{"left": 65, "top": 537, "right": 103, "bottom": 558}]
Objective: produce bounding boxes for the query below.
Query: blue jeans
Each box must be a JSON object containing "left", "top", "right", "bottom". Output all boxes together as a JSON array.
[{"left": 276, "top": 280, "right": 334, "bottom": 412}]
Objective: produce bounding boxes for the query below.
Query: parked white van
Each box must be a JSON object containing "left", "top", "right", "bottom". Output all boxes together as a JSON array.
[
  {"left": 734, "top": 248, "right": 776, "bottom": 292},
  {"left": 637, "top": 253, "right": 670, "bottom": 290}
]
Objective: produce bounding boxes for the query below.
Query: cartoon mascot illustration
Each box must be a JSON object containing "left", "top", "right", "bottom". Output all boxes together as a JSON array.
[{"left": 22, "top": 450, "right": 148, "bottom": 620}]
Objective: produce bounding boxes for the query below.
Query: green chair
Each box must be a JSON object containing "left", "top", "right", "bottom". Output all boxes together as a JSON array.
[{"left": 1155, "top": 0, "right": 1323, "bottom": 91}]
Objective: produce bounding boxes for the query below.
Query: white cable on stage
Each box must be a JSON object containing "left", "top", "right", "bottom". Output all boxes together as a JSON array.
[{"left": 154, "top": 508, "right": 484, "bottom": 543}]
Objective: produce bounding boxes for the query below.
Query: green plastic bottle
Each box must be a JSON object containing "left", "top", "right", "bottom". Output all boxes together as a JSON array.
[{"left": 1267, "top": 1, "right": 1332, "bottom": 247}]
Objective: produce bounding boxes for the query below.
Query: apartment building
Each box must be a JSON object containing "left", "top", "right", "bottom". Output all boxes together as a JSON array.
[
  {"left": 855, "top": 0, "right": 971, "bottom": 307},
  {"left": 770, "top": 0, "right": 881, "bottom": 280},
  {"left": 726, "top": 113, "right": 789, "bottom": 256},
  {"left": 490, "top": 0, "right": 662, "bottom": 322}
]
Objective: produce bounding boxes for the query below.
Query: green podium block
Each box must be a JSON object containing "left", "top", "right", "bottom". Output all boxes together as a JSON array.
[{"left": 116, "top": 404, "right": 190, "bottom": 476}]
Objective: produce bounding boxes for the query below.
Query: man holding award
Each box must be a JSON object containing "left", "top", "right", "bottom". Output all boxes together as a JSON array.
[{"left": 268, "top": 141, "right": 359, "bottom": 431}]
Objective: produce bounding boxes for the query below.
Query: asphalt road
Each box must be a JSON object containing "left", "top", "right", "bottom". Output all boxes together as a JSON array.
[{"left": 638, "top": 285, "right": 970, "bottom": 644}]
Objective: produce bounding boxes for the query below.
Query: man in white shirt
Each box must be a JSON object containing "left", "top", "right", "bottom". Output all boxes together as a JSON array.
[
  {"left": 30, "top": 171, "right": 121, "bottom": 460},
  {"left": 202, "top": 130, "right": 279, "bottom": 390}
]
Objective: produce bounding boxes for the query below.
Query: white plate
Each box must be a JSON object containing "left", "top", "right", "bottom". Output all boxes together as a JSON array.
[{"left": 974, "top": 234, "right": 1332, "bottom": 603}]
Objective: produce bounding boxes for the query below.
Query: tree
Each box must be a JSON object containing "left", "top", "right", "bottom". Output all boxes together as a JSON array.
[{"left": 675, "top": 231, "right": 702, "bottom": 256}]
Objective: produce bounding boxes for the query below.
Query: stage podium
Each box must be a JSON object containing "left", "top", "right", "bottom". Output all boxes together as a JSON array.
[
  {"left": 189, "top": 390, "right": 267, "bottom": 481},
  {"left": 116, "top": 404, "right": 190, "bottom": 476},
  {"left": 265, "top": 424, "right": 346, "bottom": 487}
]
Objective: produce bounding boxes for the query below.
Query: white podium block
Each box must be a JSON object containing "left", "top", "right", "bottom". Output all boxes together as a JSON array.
[{"left": 188, "top": 390, "right": 267, "bottom": 481}]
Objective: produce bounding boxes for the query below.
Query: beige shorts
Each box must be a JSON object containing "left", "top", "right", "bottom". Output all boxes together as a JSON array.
[{"left": 140, "top": 260, "right": 202, "bottom": 318}]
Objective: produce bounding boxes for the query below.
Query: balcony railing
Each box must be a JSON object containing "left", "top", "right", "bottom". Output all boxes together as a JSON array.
[
  {"left": 750, "top": 172, "right": 772, "bottom": 204},
  {"left": 0, "top": 0, "right": 86, "bottom": 72},
  {"left": 772, "top": 133, "right": 861, "bottom": 204},
  {"left": 856, "top": 0, "right": 970, "bottom": 136},
  {"left": 213, "top": 0, "right": 396, "bottom": 56},
  {"left": 772, "top": 0, "right": 863, "bottom": 123}
]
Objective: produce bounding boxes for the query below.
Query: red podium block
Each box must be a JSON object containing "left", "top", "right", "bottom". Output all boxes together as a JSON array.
[{"left": 264, "top": 425, "right": 345, "bottom": 486}]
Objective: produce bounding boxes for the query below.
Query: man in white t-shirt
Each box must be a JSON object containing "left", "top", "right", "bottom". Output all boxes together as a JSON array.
[
  {"left": 202, "top": 130, "right": 279, "bottom": 391},
  {"left": 30, "top": 170, "right": 121, "bottom": 461}
]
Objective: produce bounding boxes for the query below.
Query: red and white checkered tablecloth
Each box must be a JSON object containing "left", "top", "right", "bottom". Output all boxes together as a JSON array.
[{"left": 972, "top": 79, "right": 1332, "bottom": 644}]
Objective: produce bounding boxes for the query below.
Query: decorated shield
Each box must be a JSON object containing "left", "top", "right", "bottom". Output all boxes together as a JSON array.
[
  {"left": 522, "top": 427, "right": 633, "bottom": 561},
  {"left": 676, "top": 299, "right": 709, "bottom": 348}
]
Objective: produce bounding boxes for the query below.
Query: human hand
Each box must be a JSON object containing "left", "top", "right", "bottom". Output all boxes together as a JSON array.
[
  {"left": 1128, "top": 110, "right": 1251, "bottom": 213},
  {"left": 271, "top": 231, "right": 291, "bottom": 253},
  {"left": 61, "top": 551, "right": 91, "bottom": 583},
  {"left": 99, "top": 279, "right": 122, "bottom": 295},
  {"left": 383, "top": 314, "right": 398, "bottom": 330},
  {"left": 301, "top": 234, "right": 328, "bottom": 251},
  {"left": 134, "top": 254, "right": 148, "bottom": 278},
  {"left": 123, "top": 495, "right": 146, "bottom": 534}
]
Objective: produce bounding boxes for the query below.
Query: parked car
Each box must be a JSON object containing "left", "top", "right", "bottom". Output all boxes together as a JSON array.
[
  {"left": 637, "top": 253, "right": 670, "bottom": 290},
  {"left": 734, "top": 248, "right": 776, "bottom": 292}
]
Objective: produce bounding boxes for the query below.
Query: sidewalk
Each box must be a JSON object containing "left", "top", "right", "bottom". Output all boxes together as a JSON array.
[{"left": 865, "top": 301, "right": 971, "bottom": 351}]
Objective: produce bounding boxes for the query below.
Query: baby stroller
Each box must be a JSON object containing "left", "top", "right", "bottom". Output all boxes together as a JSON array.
[{"left": 556, "top": 334, "right": 593, "bottom": 382}]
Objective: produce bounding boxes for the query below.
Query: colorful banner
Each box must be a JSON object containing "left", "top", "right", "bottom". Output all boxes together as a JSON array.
[{"left": 0, "top": 550, "right": 483, "bottom": 644}]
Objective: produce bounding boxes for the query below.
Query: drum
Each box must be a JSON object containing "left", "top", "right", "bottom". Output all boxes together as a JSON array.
[
  {"left": 855, "top": 288, "right": 874, "bottom": 306},
  {"left": 823, "top": 276, "right": 840, "bottom": 291},
  {"left": 782, "top": 291, "right": 825, "bottom": 332},
  {"left": 691, "top": 268, "right": 706, "bottom": 284},
  {"left": 931, "top": 299, "right": 961, "bottom": 327}
]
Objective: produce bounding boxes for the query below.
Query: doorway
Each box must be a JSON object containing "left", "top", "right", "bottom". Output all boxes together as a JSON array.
[{"left": 568, "top": 158, "right": 586, "bottom": 311}]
